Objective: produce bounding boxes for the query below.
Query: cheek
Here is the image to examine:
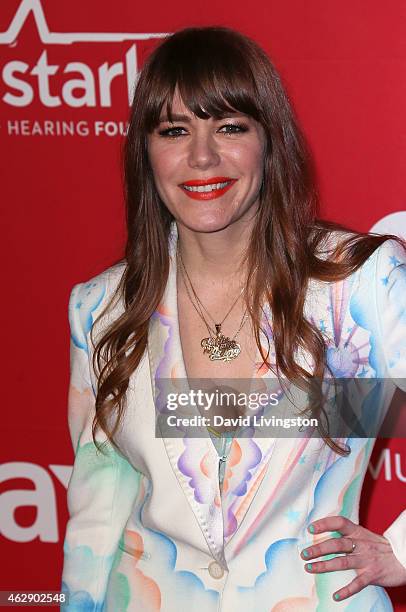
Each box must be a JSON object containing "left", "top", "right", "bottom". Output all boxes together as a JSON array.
[
  {"left": 148, "top": 149, "right": 173, "bottom": 187},
  {"left": 229, "top": 142, "right": 265, "bottom": 179},
  {"left": 251, "top": 141, "right": 266, "bottom": 170}
]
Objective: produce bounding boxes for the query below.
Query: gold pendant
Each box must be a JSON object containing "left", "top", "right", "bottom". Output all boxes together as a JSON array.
[{"left": 201, "top": 324, "right": 241, "bottom": 362}]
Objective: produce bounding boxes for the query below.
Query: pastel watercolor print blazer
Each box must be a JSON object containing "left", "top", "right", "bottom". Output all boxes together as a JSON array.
[{"left": 61, "top": 222, "right": 406, "bottom": 611}]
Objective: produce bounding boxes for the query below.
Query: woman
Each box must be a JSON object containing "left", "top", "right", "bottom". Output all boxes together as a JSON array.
[{"left": 61, "top": 26, "right": 406, "bottom": 611}]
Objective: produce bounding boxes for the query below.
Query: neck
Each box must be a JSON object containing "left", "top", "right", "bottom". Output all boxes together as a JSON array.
[{"left": 175, "top": 219, "right": 254, "bottom": 290}]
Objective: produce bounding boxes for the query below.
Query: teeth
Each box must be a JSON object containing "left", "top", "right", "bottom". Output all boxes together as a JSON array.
[{"left": 183, "top": 181, "right": 231, "bottom": 192}]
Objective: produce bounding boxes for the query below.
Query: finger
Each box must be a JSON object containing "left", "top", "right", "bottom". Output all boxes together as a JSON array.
[
  {"left": 308, "top": 516, "right": 355, "bottom": 536},
  {"left": 304, "top": 553, "right": 365, "bottom": 574},
  {"left": 301, "top": 536, "right": 357, "bottom": 560},
  {"left": 331, "top": 573, "right": 371, "bottom": 602}
]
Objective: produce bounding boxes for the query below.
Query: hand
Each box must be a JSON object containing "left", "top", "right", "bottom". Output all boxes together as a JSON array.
[{"left": 300, "top": 516, "right": 406, "bottom": 602}]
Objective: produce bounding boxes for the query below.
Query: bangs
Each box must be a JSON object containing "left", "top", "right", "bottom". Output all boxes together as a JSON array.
[{"left": 143, "top": 28, "right": 262, "bottom": 131}]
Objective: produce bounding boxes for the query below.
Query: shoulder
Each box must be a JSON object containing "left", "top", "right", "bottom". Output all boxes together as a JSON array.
[
  {"left": 312, "top": 225, "right": 406, "bottom": 270},
  {"left": 351, "top": 237, "right": 406, "bottom": 383},
  {"left": 346, "top": 236, "right": 406, "bottom": 346},
  {"left": 352, "top": 236, "right": 406, "bottom": 291},
  {"left": 370, "top": 236, "right": 406, "bottom": 272},
  {"left": 68, "top": 261, "right": 127, "bottom": 350},
  {"left": 306, "top": 230, "right": 406, "bottom": 313}
]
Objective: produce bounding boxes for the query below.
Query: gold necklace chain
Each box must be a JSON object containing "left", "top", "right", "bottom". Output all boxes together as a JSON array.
[
  {"left": 176, "top": 242, "right": 248, "bottom": 362},
  {"left": 178, "top": 245, "right": 245, "bottom": 329},
  {"left": 178, "top": 262, "right": 217, "bottom": 338},
  {"left": 179, "top": 262, "right": 248, "bottom": 340},
  {"left": 177, "top": 241, "right": 247, "bottom": 338}
]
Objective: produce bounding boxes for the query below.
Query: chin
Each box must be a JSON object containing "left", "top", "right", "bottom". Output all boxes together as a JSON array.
[{"left": 177, "top": 212, "right": 233, "bottom": 234}]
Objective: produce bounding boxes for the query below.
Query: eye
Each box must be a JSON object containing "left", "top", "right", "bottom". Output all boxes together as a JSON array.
[
  {"left": 157, "top": 126, "right": 186, "bottom": 138},
  {"left": 218, "top": 122, "right": 249, "bottom": 135}
]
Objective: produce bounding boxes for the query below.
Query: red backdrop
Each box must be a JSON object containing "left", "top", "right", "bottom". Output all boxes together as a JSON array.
[{"left": 1, "top": 0, "right": 405, "bottom": 609}]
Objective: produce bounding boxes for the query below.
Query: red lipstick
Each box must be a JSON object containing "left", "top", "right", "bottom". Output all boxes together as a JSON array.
[{"left": 179, "top": 176, "right": 238, "bottom": 200}]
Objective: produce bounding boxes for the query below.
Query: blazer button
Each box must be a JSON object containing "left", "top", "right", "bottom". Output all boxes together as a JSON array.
[{"left": 208, "top": 561, "right": 225, "bottom": 579}]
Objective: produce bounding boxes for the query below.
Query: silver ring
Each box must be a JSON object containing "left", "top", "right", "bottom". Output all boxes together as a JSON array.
[{"left": 350, "top": 538, "right": 356, "bottom": 553}]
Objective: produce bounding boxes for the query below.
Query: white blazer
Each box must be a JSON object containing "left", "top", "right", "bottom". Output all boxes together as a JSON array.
[{"left": 61, "top": 223, "right": 406, "bottom": 611}]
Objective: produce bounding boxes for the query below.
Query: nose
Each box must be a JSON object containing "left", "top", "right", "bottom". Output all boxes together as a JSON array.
[{"left": 187, "top": 130, "right": 221, "bottom": 170}]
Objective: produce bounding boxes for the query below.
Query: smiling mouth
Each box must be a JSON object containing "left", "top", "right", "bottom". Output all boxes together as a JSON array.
[
  {"left": 182, "top": 180, "right": 233, "bottom": 193},
  {"left": 179, "top": 178, "right": 238, "bottom": 200}
]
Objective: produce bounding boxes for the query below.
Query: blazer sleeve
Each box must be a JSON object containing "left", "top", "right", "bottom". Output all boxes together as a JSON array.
[
  {"left": 61, "top": 280, "right": 140, "bottom": 611},
  {"left": 370, "top": 238, "right": 406, "bottom": 569}
]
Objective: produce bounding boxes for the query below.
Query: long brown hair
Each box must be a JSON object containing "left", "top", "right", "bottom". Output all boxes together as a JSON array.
[{"left": 91, "top": 26, "right": 405, "bottom": 455}]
